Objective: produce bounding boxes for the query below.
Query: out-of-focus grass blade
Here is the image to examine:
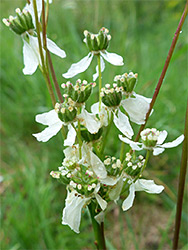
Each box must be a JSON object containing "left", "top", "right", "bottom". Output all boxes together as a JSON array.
[{"left": 125, "top": 214, "right": 139, "bottom": 250}]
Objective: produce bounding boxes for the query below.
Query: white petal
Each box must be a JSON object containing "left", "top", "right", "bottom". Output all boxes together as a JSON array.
[
  {"left": 93, "top": 56, "right": 105, "bottom": 81},
  {"left": 122, "top": 184, "right": 135, "bottom": 211},
  {"left": 121, "top": 94, "right": 151, "bottom": 125},
  {"left": 109, "top": 177, "right": 124, "bottom": 201},
  {"left": 113, "top": 110, "right": 134, "bottom": 139},
  {"left": 161, "top": 135, "right": 184, "bottom": 148},
  {"left": 134, "top": 179, "right": 164, "bottom": 194},
  {"left": 32, "top": 122, "right": 62, "bottom": 142},
  {"left": 62, "top": 190, "right": 90, "bottom": 233},
  {"left": 64, "top": 124, "right": 76, "bottom": 146},
  {"left": 62, "top": 53, "right": 93, "bottom": 78},
  {"left": 64, "top": 145, "right": 79, "bottom": 161},
  {"left": 90, "top": 151, "right": 107, "bottom": 179},
  {"left": 153, "top": 147, "right": 165, "bottom": 156},
  {"left": 91, "top": 102, "right": 108, "bottom": 127},
  {"left": 95, "top": 194, "right": 107, "bottom": 211},
  {"left": 119, "top": 135, "right": 142, "bottom": 151},
  {"left": 22, "top": 38, "right": 39, "bottom": 75},
  {"left": 100, "top": 176, "right": 119, "bottom": 186},
  {"left": 157, "top": 130, "right": 168, "bottom": 145},
  {"left": 77, "top": 108, "right": 100, "bottom": 134},
  {"left": 47, "top": 38, "right": 66, "bottom": 58},
  {"left": 101, "top": 51, "right": 124, "bottom": 66},
  {"left": 35, "top": 110, "right": 61, "bottom": 126},
  {"left": 94, "top": 211, "right": 104, "bottom": 224}
]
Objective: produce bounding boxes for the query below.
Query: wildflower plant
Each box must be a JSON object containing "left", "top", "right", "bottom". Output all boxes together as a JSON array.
[{"left": 3, "top": 1, "right": 187, "bottom": 249}]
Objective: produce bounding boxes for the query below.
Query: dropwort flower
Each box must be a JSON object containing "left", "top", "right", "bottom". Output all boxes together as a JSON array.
[
  {"left": 119, "top": 128, "right": 184, "bottom": 155},
  {"left": 3, "top": 3, "right": 66, "bottom": 75},
  {"left": 62, "top": 28, "right": 123, "bottom": 80}
]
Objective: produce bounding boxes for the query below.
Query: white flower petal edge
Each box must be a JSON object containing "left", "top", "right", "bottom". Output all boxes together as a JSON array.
[
  {"left": 89, "top": 150, "right": 107, "bottom": 179},
  {"left": 153, "top": 147, "right": 165, "bottom": 156},
  {"left": 64, "top": 124, "right": 76, "bottom": 146},
  {"left": 95, "top": 194, "right": 107, "bottom": 211},
  {"left": 122, "top": 179, "right": 164, "bottom": 211},
  {"left": 62, "top": 190, "right": 90, "bottom": 233},
  {"left": 63, "top": 53, "right": 94, "bottom": 78},
  {"left": 100, "top": 51, "right": 124, "bottom": 66},
  {"left": 157, "top": 130, "right": 168, "bottom": 145},
  {"left": 46, "top": 38, "right": 66, "bottom": 58},
  {"left": 22, "top": 38, "right": 39, "bottom": 75},
  {"left": 94, "top": 211, "right": 105, "bottom": 224},
  {"left": 91, "top": 102, "right": 108, "bottom": 127},
  {"left": 122, "top": 183, "right": 135, "bottom": 211},
  {"left": 77, "top": 108, "right": 101, "bottom": 134},
  {"left": 32, "top": 110, "right": 63, "bottom": 142},
  {"left": 161, "top": 134, "right": 184, "bottom": 148},
  {"left": 119, "top": 135, "right": 142, "bottom": 151},
  {"left": 93, "top": 56, "right": 105, "bottom": 81},
  {"left": 113, "top": 110, "right": 134, "bottom": 139},
  {"left": 109, "top": 176, "right": 124, "bottom": 201},
  {"left": 121, "top": 94, "right": 152, "bottom": 125}
]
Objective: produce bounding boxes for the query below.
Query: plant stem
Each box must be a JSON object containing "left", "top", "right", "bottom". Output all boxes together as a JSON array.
[
  {"left": 120, "top": 141, "right": 125, "bottom": 162},
  {"left": 88, "top": 201, "right": 106, "bottom": 250},
  {"left": 100, "top": 112, "right": 113, "bottom": 156},
  {"left": 173, "top": 98, "right": 188, "bottom": 250},
  {"left": 97, "top": 54, "right": 102, "bottom": 112},
  {"left": 33, "top": 0, "right": 56, "bottom": 106},
  {"left": 77, "top": 107, "right": 82, "bottom": 159},
  {"left": 134, "top": 2, "right": 188, "bottom": 142}
]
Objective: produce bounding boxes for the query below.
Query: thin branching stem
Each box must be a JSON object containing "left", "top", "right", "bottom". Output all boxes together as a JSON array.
[
  {"left": 97, "top": 54, "right": 102, "bottom": 112},
  {"left": 33, "top": 0, "right": 56, "bottom": 106},
  {"left": 173, "top": 98, "right": 188, "bottom": 250},
  {"left": 134, "top": 2, "right": 188, "bottom": 142}
]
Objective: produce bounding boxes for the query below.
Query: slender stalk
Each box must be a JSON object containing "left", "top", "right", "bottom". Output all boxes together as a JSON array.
[
  {"left": 88, "top": 202, "right": 106, "bottom": 250},
  {"left": 97, "top": 54, "right": 102, "bottom": 112},
  {"left": 47, "top": 51, "right": 64, "bottom": 103},
  {"left": 173, "top": 98, "right": 188, "bottom": 250},
  {"left": 100, "top": 112, "right": 113, "bottom": 156},
  {"left": 45, "top": 0, "right": 50, "bottom": 24},
  {"left": 120, "top": 141, "right": 125, "bottom": 162},
  {"left": 77, "top": 107, "right": 82, "bottom": 159},
  {"left": 33, "top": 0, "right": 56, "bottom": 106},
  {"left": 134, "top": 2, "right": 188, "bottom": 142}
]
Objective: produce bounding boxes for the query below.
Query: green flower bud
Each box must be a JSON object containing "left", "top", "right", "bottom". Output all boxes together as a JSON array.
[
  {"left": 55, "top": 101, "right": 77, "bottom": 123},
  {"left": 61, "top": 80, "right": 96, "bottom": 104},
  {"left": 81, "top": 127, "right": 103, "bottom": 142},
  {"left": 101, "top": 84, "right": 123, "bottom": 107},
  {"left": 3, "top": 8, "right": 34, "bottom": 35},
  {"left": 83, "top": 27, "right": 111, "bottom": 52},
  {"left": 104, "top": 156, "right": 122, "bottom": 176},
  {"left": 140, "top": 128, "right": 160, "bottom": 147},
  {"left": 123, "top": 153, "right": 145, "bottom": 177},
  {"left": 114, "top": 72, "right": 138, "bottom": 93}
]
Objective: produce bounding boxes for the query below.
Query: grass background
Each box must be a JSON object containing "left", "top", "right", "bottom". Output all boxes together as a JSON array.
[{"left": 0, "top": 0, "right": 188, "bottom": 249}]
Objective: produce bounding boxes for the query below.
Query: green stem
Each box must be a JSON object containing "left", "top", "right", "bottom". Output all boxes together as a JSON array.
[
  {"left": 120, "top": 141, "right": 125, "bottom": 162},
  {"left": 97, "top": 54, "right": 102, "bottom": 112},
  {"left": 173, "top": 98, "right": 188, "bottom": 250},
  {"left": 88, "top": 201, "right": 106, "bottom": 250},
  {"left": 135, "top": 150, "right": 150, "bottom": 181},
  {"left": 100, "top": 112, "right": 113, "bottom": 156}
]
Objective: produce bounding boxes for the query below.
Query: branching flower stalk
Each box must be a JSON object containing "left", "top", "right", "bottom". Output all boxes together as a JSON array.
[{"left": 3, "top": 1, "right": 187, "bottom": 249}]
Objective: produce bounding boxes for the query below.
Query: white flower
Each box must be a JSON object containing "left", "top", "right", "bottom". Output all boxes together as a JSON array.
[
  {"left": 62, "top": 51, "right": 123, "bottom": 80},
  {"left": 119, "top": 129, "right": 184, "bottom": 155},
  {"left": 62, "top": 181, "right": 108, "bottom": 233},
  {"left": 91, "top": 102, "right": 134, "bottom": 139},
  {"left": 122, "top": 179, "right": 164, "bottom": 211},
  {"left": 121, "top": 93, "right": 152, "bottom": 125},
  {"left": 32, "top": 108, "right": 103, "bottom": 145},
  {"left": 22, "top": 33, "right": 66, "bottom": 75}
]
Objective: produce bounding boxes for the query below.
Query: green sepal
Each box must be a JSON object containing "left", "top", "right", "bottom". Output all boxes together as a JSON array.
[
  {"left": 85, "top": 33, "right": 93, "bottom": 51},
  {"left": 98, "top": 31, "right": 105, "bottom": 50},
  {"left": 81, "top": 127, "right": 103, "bottom": 142},
  {"left": 58, "top": 107, "right": 77, "bottom": 123},
  {"left": 92, "top": 36, "right": 100, "bottom": 51},
  {"left": 102, "top": 91, "right": 122, "bottom": 107},
  {"left": 23, "top": 11, "right": 34, "bottom": 30}
]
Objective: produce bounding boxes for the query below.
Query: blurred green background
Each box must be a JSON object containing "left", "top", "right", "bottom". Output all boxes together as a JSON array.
[{"left": 0, "top": 0, "right": 188, "bottom": 249}]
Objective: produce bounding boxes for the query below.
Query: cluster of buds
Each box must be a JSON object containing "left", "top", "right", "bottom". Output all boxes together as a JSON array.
[
  {"left": 61, "top": 80, "right": 96, "bottom": 105},
  {"left": 55, "top": 99, "right": 77, "bottom": 123},
  {"left": 114, "top": 72, "right": 138, "bottom": 94},
  {"left": 140, "top": 128, "right": 160, "bottom": 147},
  {"left": 84, "top": 27, "right": 111, "bottom": 53},
  {"left": 104, "top": 156, "right": 122, "bottom": 176},
  {"left": 2, "top": 8, "right": 34, "bottom": 35},
  {"left": 123, "top": 153, "right": 145, "bottom": 177},
  {"left": 81, "top": 126, "right": 103, "bottom": 142},
  {"left": 101, "top": 84, "right": 123, "bottom": 107}
]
